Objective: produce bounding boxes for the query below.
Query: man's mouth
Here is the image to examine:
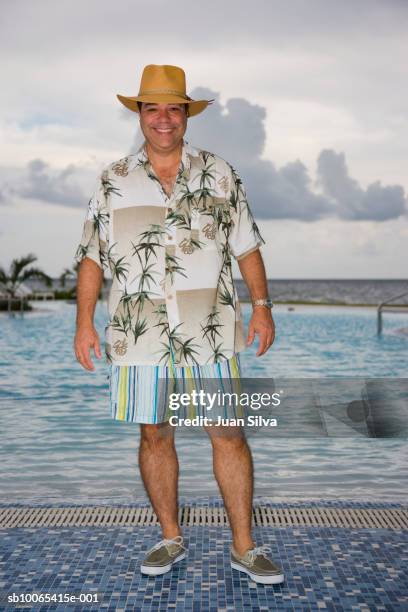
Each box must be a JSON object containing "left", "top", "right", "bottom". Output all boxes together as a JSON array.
[{"left": 154, "top": 128, "right": 174, "bottom": 133}]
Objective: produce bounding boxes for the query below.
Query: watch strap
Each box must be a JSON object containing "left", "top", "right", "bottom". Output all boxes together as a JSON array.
[{"left": 252, "top": 298, "right": 273, "bottom": 308}]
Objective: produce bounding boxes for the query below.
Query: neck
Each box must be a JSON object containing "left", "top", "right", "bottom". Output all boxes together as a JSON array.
[{"left": 145, "top": 139, "right": 183, "bottom": 171}]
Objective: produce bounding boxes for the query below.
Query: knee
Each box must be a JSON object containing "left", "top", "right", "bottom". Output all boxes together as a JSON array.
[
  {"left": 140, "top": 422, "right": 174, "bottom": 449},
  {"left": 204, "top": 425, "right": 247, "bottom": 449}
]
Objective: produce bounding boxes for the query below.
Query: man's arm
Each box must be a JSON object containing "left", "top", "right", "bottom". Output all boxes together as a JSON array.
[
  {"left": 74, "top": 257, "right": 104, "bottom": 371},
  {"left": 237, "top": 248, "right": 275, "bottom": 357}
]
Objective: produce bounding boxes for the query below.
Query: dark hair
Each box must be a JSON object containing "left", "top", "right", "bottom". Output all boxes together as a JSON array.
[{"left": 137, "top": 101, "right": 189, "bottom": 117}]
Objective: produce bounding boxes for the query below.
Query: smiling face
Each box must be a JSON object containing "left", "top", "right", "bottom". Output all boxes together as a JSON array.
[{"left": 139, "top": 102, "right": 188, "bottom": 153}]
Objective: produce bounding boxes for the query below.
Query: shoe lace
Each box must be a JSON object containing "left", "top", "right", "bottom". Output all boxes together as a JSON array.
[
  {"left": 246, "top": 544, "right": 272, "bottom": 564},
  {"left": 148, "top": 535, "right": 186, "bottom": 554}
]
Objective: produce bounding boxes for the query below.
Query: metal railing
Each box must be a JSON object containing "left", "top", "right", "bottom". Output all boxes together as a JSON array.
[
  {"left": 29, "top": 291, "right": 55, "bottom": 300},
  {"left": 377, "top": 290, "right": 408, "bottom": 335},
  {"left": 0, "top": 295, "right": 30, "bottom": 313}
]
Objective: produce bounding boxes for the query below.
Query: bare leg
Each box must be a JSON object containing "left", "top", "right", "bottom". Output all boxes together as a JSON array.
[
  {"left": 204, "top": 425, "right": 255, "bottom": 555},
  {"left": 139, "top": 422, "right": 182, "bottom": 539}
]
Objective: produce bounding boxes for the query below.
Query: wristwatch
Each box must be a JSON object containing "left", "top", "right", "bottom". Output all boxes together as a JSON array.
[{"left": 252, "top": 298, "right": 274, "bottom": 308}]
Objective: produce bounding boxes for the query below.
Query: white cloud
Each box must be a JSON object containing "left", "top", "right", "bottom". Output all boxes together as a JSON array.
[{"left": 1, "top": 0, "right": 407, "bottom": 277}]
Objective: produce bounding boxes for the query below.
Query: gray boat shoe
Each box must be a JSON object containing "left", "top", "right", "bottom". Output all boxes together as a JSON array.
[
  {"left": 140, "top": 535, "right": 187, "bottom": 576},
  {"left": 230, "top": 543, "right": 285, "bottom": 585}
]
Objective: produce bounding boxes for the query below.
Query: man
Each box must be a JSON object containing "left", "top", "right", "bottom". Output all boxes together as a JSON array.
[{"left": 74, "top": 64, "right": 284, "bottom": 585}]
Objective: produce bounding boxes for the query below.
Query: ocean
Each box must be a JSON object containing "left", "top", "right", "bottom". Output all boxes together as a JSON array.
[
  {"left": 25, "top": 278, "right": 408, "bottom": 306},
  {"left": 236, "top": 278, "right": 408, "bottom": 305}
]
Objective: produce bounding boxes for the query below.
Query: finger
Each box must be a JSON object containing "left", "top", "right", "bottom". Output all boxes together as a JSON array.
[
  {"left": 263, "top": 327, "right": 275, "bottom": 350},
  {"left": 74, "top": 336, "right": 86, "bottom": 368},
  {"left": 256, "top": 330, "right": 269, "bottom": 356},
  {"left": 78, "top": 344, "right": 95, "bottom": 371},
  {"left": 84, "top": 343, "right": 96, "bottom": 370},
  {"left": 246, "top": 321, "right": 255, "bottom": 346},
  {"left": 261, "top": 329, "right": 274, "bottom": 353},
  {"left": 94, "top": 336, "right": 102, "bottom": 360},
  {"left": 265, "top": 334, "right": 274, "bottom": 350},
  {"left": 77, "top": 349, "right": 92, "bottom": 372}
]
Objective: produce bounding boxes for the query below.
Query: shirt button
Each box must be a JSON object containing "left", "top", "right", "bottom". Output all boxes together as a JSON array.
[
  {"left": 168, "top": 235, "right": 173, "bottom": 240},
  {"left": 168, "top": 294, "right": 173, "bottom": 299},
  {"left": 167, "top": 207, "right": 172, "bottom": 214}
]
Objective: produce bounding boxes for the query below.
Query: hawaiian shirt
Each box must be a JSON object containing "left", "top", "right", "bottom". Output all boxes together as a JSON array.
[{"left": 74, "top": 138, "right": 266, "bottom": 366}]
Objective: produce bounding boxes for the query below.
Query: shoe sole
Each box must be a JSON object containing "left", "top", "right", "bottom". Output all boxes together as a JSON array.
[
  {"left": 230, "top": 560, "right": 285, "bottom": 585},
  {"left": 141, "top": 551, "right": 186, "bottom": 576}
]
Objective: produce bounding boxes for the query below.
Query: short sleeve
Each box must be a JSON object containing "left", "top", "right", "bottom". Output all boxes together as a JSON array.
[
  {"left": 74, "top": 169, "right": 109, "bottom": 271},
  {"left": 227, "top": 163, "right": 266, "bottom": 261}
]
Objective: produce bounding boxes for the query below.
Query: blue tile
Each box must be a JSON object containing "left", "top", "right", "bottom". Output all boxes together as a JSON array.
[{"left": 0, "top": 498, "right": 407, "bottom": 611}]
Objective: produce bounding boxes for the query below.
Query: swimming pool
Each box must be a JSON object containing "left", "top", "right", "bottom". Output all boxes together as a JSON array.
[{"left": 0, "top": 300, "right": 407, "bottom": 504}]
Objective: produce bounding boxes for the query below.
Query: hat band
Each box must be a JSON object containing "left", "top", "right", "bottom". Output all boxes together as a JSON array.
[{"left": 138, "top": 87, "right": 189, "bottom": 98}]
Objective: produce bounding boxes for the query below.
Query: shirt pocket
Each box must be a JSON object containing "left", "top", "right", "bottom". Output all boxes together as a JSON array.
[{"left": 198, "top": 198, "right": 230, "bottom": 251}]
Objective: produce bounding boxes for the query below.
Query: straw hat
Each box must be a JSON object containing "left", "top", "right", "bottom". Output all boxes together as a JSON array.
[{"left": 116, "top": 64, "right": 214, "bottom": 117}]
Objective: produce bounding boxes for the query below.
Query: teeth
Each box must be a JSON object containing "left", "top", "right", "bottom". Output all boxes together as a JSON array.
[{"left": 156, "top": 128, "right": 172, "bottom": 132}]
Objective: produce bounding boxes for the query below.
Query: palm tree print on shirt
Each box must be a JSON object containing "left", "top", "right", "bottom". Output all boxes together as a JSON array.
[
  {"left": 153, "top": 304, "right": 201, "bottom": 365},
  {"left": 110, "top": 224, "right": 165, "bottom": 352},
  {"left": 74, "top": 139, "right": 266, "bottom": 366}
]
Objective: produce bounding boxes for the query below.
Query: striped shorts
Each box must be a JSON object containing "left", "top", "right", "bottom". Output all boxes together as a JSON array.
[{"left": 108, "top": 353, "right": 243, "bottom": 424}]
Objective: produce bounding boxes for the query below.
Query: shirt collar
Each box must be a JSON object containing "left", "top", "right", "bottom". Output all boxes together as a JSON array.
[{"left": 131, "top": 138, "right": 194, "bottom": 180}]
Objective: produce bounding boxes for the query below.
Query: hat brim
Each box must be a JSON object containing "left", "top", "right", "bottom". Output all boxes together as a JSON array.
[{"left": 116, "top": 93, "right": 212, "bottom": 117}]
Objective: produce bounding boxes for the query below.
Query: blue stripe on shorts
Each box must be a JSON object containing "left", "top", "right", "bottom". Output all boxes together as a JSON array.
[{"left": 109, "top": 353, "right": 243, "bottom": 424}]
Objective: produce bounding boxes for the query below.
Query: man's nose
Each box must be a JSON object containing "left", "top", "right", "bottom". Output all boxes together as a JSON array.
[{"left": 157, "top": 108, "right": 172, "bottom": 120}]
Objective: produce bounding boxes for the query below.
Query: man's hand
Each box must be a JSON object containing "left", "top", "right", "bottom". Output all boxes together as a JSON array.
[
  {"left": 246, "top": 307, "right": 275, "bottom": 356},
  {"left": 74, "top": 324, "right": 102, "bottom": 371}
]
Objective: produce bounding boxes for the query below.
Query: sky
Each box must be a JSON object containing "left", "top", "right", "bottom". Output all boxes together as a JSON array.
[{"left": 1, "top": 0, "right": 407, "bottom": 279}]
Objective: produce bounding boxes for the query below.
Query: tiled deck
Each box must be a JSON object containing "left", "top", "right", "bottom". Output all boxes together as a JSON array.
[{"left": 1, "top": 498, "right": 407, "bottom": 611}]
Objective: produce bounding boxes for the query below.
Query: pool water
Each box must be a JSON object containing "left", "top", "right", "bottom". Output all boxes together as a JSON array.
[{"left": 0, "top": 300, "right": 407, "bottom": 504}]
